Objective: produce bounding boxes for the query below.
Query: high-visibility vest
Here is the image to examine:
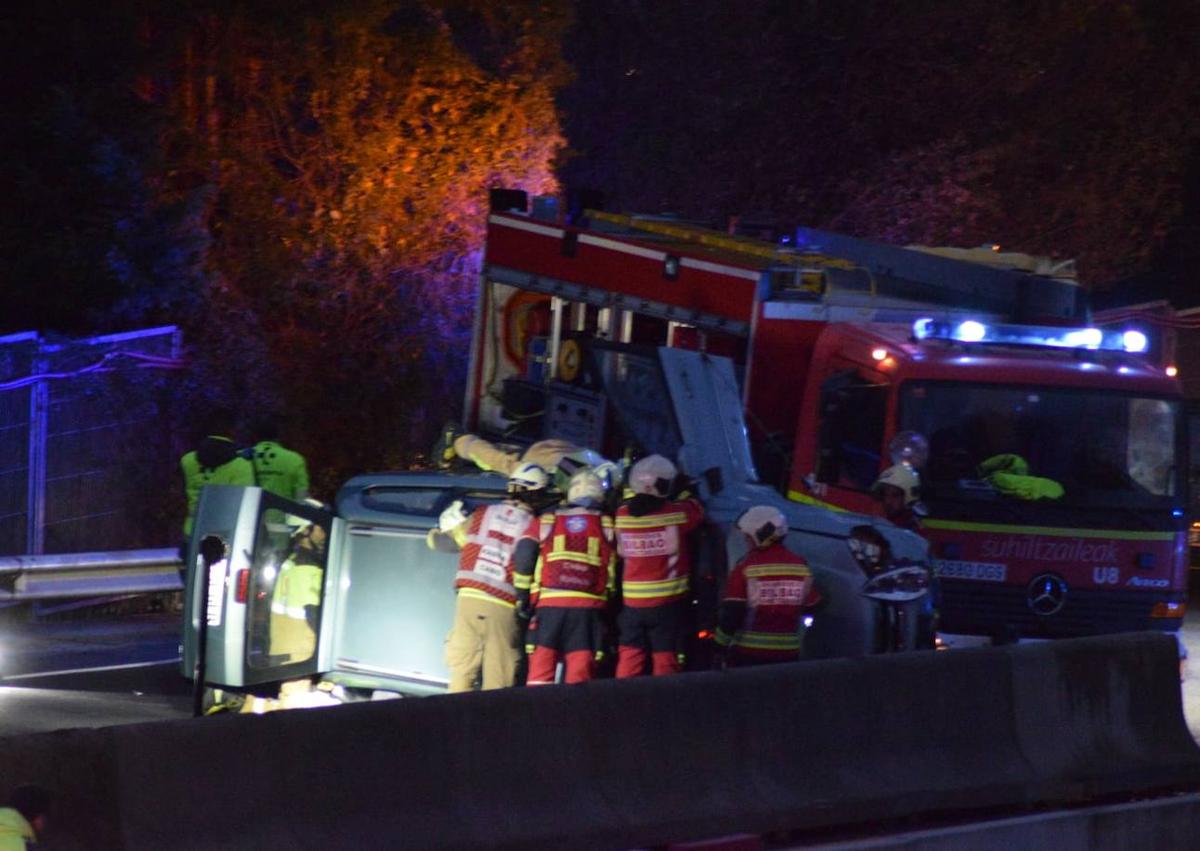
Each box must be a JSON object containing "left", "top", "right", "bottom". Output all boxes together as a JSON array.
[
  {"left": 456, "top": 501, "right": 538, "bottom": 607},
  {"left": 534, "top": 507, "right": 615, "bottom": 608},
  {"left": 180, "top": 435, "right": 256, "bottom": 536},
  {"left": 270, "top": 556, "right": 323, "bottom": 620},
  {"left": 614, "top": 498, "right": 704, "bottom": 607},
  {"left": 251, "top": 440, "right": 311, "bottom": 500}
]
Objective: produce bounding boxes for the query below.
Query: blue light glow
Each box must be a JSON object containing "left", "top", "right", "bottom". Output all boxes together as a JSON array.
[
  {"left": 1122, "top": 330, "right": 1149, "bottom": 353},
  {"left": 912, "top": 317, "right": 935, "bottom": 339},
  {"left": 954, "top": 320, "right": 987, "bottom": 343}
]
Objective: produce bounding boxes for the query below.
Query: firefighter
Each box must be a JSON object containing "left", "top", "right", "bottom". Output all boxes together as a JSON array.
[
  {"left": 613, "top": 454, "right": 704, "bottom": 677},
  {"left": 871, "top": 463, "right": 923, "bottom": 531},
  {"left": 518, "top": 470, "right": 616, "bottom": 685},
  {"left": 269, "top": 515, "right": 327, "bottom": 664},
  {"left": 179, "top": 410, "right": 255, "bottom": 542},
  {"left": 248, "top": 418, "right": 311, "bottom": 501},
  {"left": 435, "top": 424, "right": 613, "bottom": 494},
  {"left": 428, "top": 462, "right": 551, "bottom": 692},
  {"left": 714, "top": 505, "right": 820, "bottom": 667}
]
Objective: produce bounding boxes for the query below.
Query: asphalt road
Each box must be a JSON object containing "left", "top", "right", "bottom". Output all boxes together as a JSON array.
[{"left": 2, "top": 602, "right": 1200, "bottom": 740}]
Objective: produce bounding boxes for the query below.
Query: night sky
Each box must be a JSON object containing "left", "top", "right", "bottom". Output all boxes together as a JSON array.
[{"left": 2, "top": 0, "right": 1198, "bottom": 486}]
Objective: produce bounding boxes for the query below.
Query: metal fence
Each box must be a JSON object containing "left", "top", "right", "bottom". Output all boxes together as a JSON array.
[{"left": 0, "top": 327, "right": 185, "bottom": 557}]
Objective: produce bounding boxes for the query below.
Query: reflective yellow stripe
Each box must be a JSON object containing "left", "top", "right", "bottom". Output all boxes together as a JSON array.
[
  {"left": 714, "top": 628, "right": 734, "bottom": 647},
  {"left": 744, "top": 564, "right": 811, "bottom": 578},
  {"left": 616, "top": 513, "right": 687, "bottom": 529},
  {"left": 588, "top": 537, "right": 599, "bottom": 560},
  {"left": 787, "top": 490, "right": 846, "bottom": 511},
  {"left": 736, "top": 630, "right": 801, "bottom": 650},
  {"left": 513, "top": 574, "right": 533, "bottom": 590},
  {"left": 623, "top": 577, "right": 688, "bottom": 597},
  {"left": 921, "top": 518, "right": 1176, "bottom": 541},
  {"left": 458, "top": 587, "right": 515, "bottom": 608},
  {"left": 538, "top": 589, "right": 607, "bottom": 602},
  {"left": 547, "top": 551, "right": 605, "bottom": 567}
]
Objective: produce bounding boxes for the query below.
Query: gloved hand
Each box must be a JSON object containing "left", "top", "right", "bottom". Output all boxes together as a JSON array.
[
  {"left": 515, "top": 593, "right": 533, "bottom": 622},
  {"left": 438, "top": 499, "right": 467, "bottom": 533},
  {"left": 670, "top": 473, "right": 697, "bottom": 499},
  {"left": 304, "top": 604, "right": 320, "bottom": 631}
]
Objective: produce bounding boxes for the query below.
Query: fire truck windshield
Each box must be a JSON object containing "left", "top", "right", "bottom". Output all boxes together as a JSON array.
[{"left": 899, "top": 381, "right": 1182, "bottom": 512}]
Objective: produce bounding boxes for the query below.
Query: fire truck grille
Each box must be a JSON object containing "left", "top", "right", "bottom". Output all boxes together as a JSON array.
[{"left": 936, "top": 579, "right": 1183, "bottom": 639}]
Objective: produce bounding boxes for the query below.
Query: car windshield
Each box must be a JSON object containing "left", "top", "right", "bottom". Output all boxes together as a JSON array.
[{"left": 899, "top": 381, "right": 1182, "bottom": 510}]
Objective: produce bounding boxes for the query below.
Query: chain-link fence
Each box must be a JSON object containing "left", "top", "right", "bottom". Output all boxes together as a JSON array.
[{"left": 0, "top": 327, "right": 184, "bottom": 556}]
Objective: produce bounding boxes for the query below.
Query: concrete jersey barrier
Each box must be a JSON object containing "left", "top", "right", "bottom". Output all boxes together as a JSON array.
[{"left": 1, "top": 632, "right": 1198, "bottom": 849}]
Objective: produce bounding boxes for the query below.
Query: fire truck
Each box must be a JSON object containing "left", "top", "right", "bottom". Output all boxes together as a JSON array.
[
  {"left": 475, "top": 190, "right": 1188, "bottom": 645},
  {"left": 181, "top": 191, "right": 1183, "bottom": 701}
]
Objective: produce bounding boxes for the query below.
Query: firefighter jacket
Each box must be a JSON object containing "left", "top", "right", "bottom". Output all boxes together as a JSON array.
[
  {"left": 614, "top": 497, "right": 704, "bottom": 607},
  {"left": 251, "top": 440, "right": 311, "bottom": 501},
  {"left": 180, "top": 435, "right": 256, "bottom": 536},
  {"left": 532, "top": 507, "right": 615, "bottom": 609},
  {"left": 455, "top": 501, "right": 540, "bottom": 608},
  {"left": 271, "top": 550, "right": 324, "bottom": 621},
  {"left": 715, "top": 542, "right": 821, "bottom": 658}
]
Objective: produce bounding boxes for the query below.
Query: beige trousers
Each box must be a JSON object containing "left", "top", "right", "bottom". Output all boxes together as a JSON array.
[
  {"left": 445, "top": 593, "right": 521, "bottom": 692},
  {"left": 453, "top": 435, "right": 579, "bottom": 477}
]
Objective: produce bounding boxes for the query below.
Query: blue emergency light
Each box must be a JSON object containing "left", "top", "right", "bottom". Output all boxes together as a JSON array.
[{"left": 912, "top": 318, "right": 1149, "bottom": 354}]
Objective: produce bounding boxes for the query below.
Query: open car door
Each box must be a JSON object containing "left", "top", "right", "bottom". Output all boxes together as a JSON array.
[{"left": 182, "top": 486, "right": 335, "bottom": 690}]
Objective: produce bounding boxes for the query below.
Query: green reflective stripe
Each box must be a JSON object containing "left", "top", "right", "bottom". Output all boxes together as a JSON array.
[
  {"left": 921, "top": 518, "right": 1176, "bottom": 541},
  {"left": 513, "top": 575, "right": 533, "bottom": 590},
  {"left": 616, "top": 513, "right": 687, "bottom": 529},
  {"left": 623, "top": 577, "right": 688, "bottom": 597},
  {"left": 744, "top": 564, "right": 811, "bottom": 578},
  {"left": 538, "top": 589, "right": 606, "bottom": 602},
  {"left": 714, "top": 628, "right": 734, "bottom": 647},
  {"left": 735, "top": 631, "right": 801, "bottom": 650},
  {"left": 786, "top": 490, "right": 846, "bottom": 511},
  {"left": 547, "top": 551, "right": 605, "bottom": 567},
  {"left": 457, "top": 587, "right": 515, "bottom": 608}
]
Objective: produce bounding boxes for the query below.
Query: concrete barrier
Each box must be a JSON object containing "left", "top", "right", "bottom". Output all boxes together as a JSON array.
[{"left": 2, "top": 633, "right": 1198, "bottom": 850}]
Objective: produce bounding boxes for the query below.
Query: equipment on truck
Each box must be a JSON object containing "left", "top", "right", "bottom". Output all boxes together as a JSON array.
[{"left": 472, "top": 191, "right": 1187, "bottom": 648}]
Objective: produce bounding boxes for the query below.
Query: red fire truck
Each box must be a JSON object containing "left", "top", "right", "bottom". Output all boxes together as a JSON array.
[{"left": 471, "top": 191, "right": 1188, "bottom": 645}]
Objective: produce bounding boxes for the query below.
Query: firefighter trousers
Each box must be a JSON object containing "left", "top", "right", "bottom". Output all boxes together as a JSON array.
[
  {"left": 616, "top": 601, "right": 685, "bottom": 677},
  {"left": 526, "top": 606, "right": 603, "bottom": 685},
  {"left": 444, "top": 594, "right": 521, "bottom": 692}
]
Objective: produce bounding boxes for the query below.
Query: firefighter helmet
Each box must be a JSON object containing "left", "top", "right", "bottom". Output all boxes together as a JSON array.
[
  {"left": 872, "top": 464, "right": 920, "bottom": 506},
  {"left": 629, "top": 454, "right": 677, "bottom": 497},
  {"left": 736, "top": 505, "right": 788, "bottom": 547},
  {"left": 508, "top": 462, "right": 550, "bottom": 494},
  {"left": 566, "top": 470, "right": 606, "bottom": 508}
]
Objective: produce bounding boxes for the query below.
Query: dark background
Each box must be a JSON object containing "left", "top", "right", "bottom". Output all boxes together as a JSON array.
[{"left": 2, "top": 0, "right": 1198, "bottom": 500}]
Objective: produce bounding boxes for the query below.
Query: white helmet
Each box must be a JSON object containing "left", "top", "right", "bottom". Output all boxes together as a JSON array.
[
  {"left": 508, "top": 462, "right": 549, "bottom": 494},
  {"left": 736, "top": 505, "right": 787, "bottom": 548},
  {"left": 566, "top": 470, "right": 606, "bottom": 508},
  {"left": 872, "top": 464, "right": 920, "bottom": 506},
  {"left": 629, "top": 454, "right": 677, "bottom": 497}
]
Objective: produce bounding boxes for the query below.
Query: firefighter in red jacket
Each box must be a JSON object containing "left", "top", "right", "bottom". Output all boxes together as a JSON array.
[
  {"left": 614, "top": 454, "right": 705, "bottom": 677},
  {"left": 517, "top": 470, "right": 615, "bottom": 685},
  {"left": 427, "top": 462, "right": 550, "bottom": 692},
  {"left": 715, "top": 505, "right": 821, "bottom": 666}
]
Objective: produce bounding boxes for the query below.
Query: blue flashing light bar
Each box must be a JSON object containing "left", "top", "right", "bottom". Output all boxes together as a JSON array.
[{"left": 912, "top": 318, "right": 1150, "bottom": 354}]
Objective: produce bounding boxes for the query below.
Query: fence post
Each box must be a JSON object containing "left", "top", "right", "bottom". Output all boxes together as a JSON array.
[{"left": 26, "top": 355, "right": 48, "bottom": 555}]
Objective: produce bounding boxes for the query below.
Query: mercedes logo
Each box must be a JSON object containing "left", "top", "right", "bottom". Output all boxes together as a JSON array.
[{"left": 1027, "top": 573, "right": 1067, "bottom": 616}]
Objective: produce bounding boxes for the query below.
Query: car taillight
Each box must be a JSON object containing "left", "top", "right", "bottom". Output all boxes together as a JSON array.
[
  {"left": 235, "top": 569, "right": 250, "bottom": 603},
  {"left": 1151, "top": 601, "right": 1186, "bottom": 618}
]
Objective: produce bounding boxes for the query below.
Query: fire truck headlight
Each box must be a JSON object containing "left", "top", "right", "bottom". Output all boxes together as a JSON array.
[
  {"left": 953, "top": 320, "right": 987, "bottom": 343},
  {"left": 1122, "top": 330, "right": 1148, "bottom": 353}
]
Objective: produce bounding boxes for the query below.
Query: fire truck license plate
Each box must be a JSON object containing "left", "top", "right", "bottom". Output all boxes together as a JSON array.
[{"left": 934, "top": 560, "right": 1007, "bottom": 582}]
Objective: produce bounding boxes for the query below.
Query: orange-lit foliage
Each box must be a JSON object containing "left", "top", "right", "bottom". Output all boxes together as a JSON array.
[{"left": 164, "top": 1, "right": 570, "bottom": 492}]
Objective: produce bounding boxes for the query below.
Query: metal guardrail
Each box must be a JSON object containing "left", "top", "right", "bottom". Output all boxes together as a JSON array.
[{"left": 0, "top": 548, "right": 183, "bottom": 601}]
